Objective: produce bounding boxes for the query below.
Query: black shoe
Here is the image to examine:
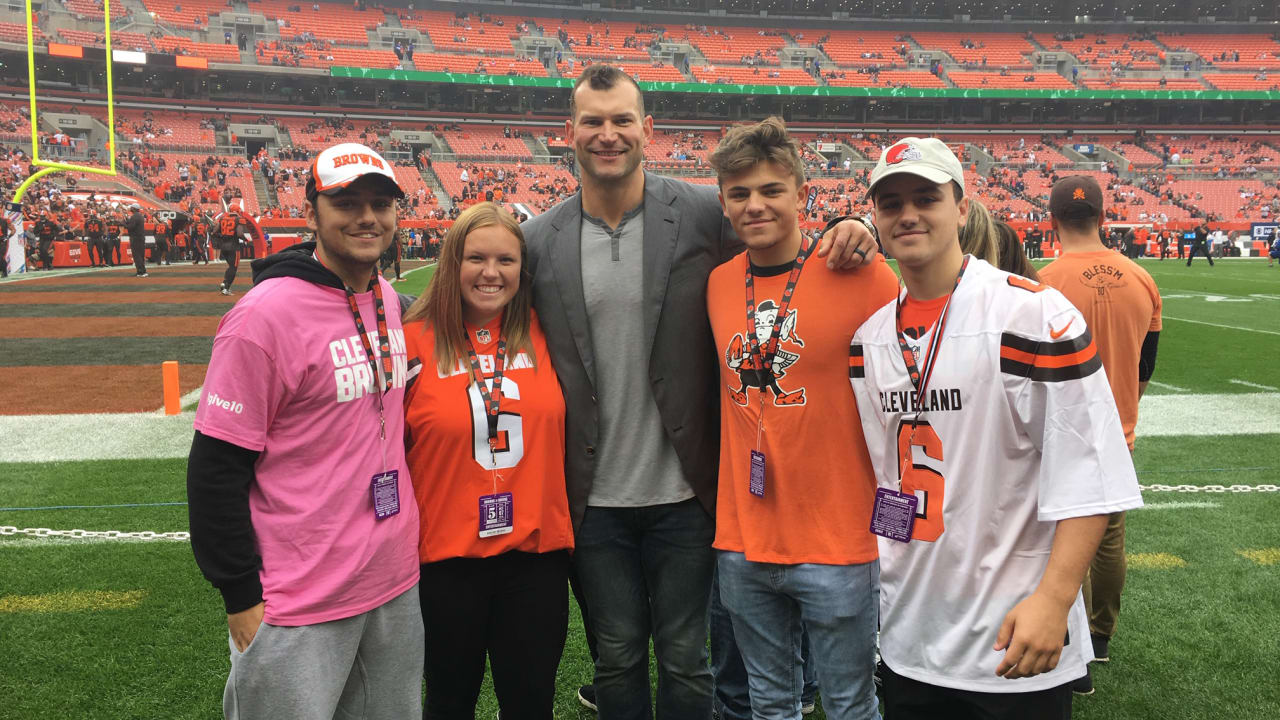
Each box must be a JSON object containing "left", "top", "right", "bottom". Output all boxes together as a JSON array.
[
  {"left": 577, "top": 684, "right": 597, "bottom": 712},
  {"left": 1071, "top": 666, "right": 1094, "bottom": 696},
  {"left": 1091, "top": 634, "right": 1110, "bottom": 663}
]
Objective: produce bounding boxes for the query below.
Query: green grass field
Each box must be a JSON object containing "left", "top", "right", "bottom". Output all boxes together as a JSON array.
[{"left": 2, "top": 258, "right": 1278, "bottom": 719}]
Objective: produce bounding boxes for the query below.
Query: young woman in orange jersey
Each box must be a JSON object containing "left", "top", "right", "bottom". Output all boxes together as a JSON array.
[{"left": 401, "top": 202, "right": 573, "bottom": 720}]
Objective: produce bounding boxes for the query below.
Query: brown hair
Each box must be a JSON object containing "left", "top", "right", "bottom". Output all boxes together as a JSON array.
[
  {"left": 570, "top": 63, "right": 645, "bottom": 120},
  {"left": 403, "top": 202, "right": 535, "bottom": 376},
  {"left": 994, "top": 221, "right": 1039, "bottom": 281},
  {"left": 959, "top": 196, "right": 1000, "bottom": 268},
  {"left": 708, "top": 116, "right": 806, "bottom": 187}
]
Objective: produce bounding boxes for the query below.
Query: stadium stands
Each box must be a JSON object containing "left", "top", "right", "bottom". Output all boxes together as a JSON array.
[
  {"left": 564, "top": 61, "right": 683, "bottom": 82},
  {"left": 1, "top": 21, "right": 43, "bottom": 45},
  {"left": 399, "top": 12, "right": 526, "bottom": 55},
  {"left": 823, "top": 70, "right": 948, "bottom": 88},
  {"left": 672, "top": 26, "right": 787, "bottom": 66},
  {"left": 153, "top": 35, "right": 243, "bottom": 63},
  {"left": 246, "top": 0, "right": 381, "bottom": 45},
  {"left": 690, "top": 65, "right": 817, "bottom": 86},
  {"left": 63, "top": 0, "right": 129, "bottom": 20},
  {"left": 1203, "top": 74, "right": 1280, "bottom": 91},
  {"left": 415, "top": 55, "right": 548, "bottom": 76},
  {"left": 796, "top": 30, "right": 911, "bottom": 67},
  {"left": 440, "top": 126, "right": 533, "bottom": 160},
  {"left": 1032, "top": 33, "right": 1162, "bottom": 70},
  {"left": 911, "top": 32, "right": 1036, "bottom": 69},
  {"left": 1082, "top": 77, "right": 1206, "bottom": 90},
  {"left": 139, "top": 0, "right": 230, "bottom": 30},
  {"left": 1157, "top": 33, "right": 1280, "bottom": 69},
  {"left": 949, "top": 72, "right": 1075, "bottom": 89}
]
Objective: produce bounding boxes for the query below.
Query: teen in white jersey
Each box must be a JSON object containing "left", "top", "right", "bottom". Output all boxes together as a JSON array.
[{"left": 848, "top": 138, "right": 1142, "bottom": 719}]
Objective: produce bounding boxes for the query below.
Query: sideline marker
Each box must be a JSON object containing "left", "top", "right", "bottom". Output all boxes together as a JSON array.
[{"left": 162, "top": 361, "right": 180, "bottom": 416}]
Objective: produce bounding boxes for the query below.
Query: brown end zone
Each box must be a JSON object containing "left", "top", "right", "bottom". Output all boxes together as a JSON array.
[
  {"left": 0, "top": 364, "right": 208, "bottom": 415},
  {"left": 0, "top": 318, "right": 223, "bottom": 338}
]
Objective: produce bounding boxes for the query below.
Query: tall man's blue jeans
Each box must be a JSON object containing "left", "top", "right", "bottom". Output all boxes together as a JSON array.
[{"left": 574, "top": 498, "right": 717, "bottom": 720}]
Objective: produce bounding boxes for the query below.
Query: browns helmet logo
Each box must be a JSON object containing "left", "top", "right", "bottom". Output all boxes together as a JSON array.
[
  {"left": 885, "top": 142, "right": 923, "bottom": 166},
  {"left": 724, "top": 300, "right": 806, "bottom": 407}
]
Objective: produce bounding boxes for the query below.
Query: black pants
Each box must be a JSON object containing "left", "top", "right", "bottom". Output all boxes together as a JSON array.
[
  {"left": 221, "top": 247, "right": 240, "bottom": 288},
  {"left": 89, "top": 237, "right": 106, "bottom": 265},
  {"left": 1186, "top": 241, "right": 1214, "bottom": 266},
  {"left": 419, "top": 549, "right": 570, "bottom": 720},
  {"left": 130, "top": 238, "right": 146, "bottom": 274},
  {"left": 881, "top": 664, "right": 1072, "bottom": 720},
  {"left": 111, "top": 239, "right": 122, "bottom": 264},
  {"left": 38, "top": 237, "right": 54, "bottom": 270}
]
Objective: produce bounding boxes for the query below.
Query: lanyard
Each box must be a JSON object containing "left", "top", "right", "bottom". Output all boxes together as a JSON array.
[
  {"left": 744, "top": 239, "right": 812, "bottom": 448},
  {"left": 893, "top": 255, "right": 969, "bottom": 417},
  {"left": 340, "top": 270, "right": 393, "bottom": 441},
  {"left": 744, "top": 239, "right": 813, "bottom": 380},
  {"left": 465, "top": 328, "right": 507, "bottom": 462},
  {"left": 892, "top": 255, "right": 968, "bottom": 488}
]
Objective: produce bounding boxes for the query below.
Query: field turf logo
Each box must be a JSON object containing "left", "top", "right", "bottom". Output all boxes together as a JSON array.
[{"left": 206, "top": 392, "right": 244, "bottom": 415}]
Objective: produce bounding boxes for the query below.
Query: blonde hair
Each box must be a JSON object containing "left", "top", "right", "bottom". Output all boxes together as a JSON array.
[
  {"left": 959, "top": 197, "right": 1000, "bottom": 268},
  {"left": 709, "top": 116, "right": 806, "bottom": 187},
  {"left": 404, "top": 202, "right": 535, "bottom": 375}
]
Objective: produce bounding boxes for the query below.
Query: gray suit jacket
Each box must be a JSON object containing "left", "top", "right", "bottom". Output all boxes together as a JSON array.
[{"left": 523, "top": 171, "right": 743, "bottom": 530}]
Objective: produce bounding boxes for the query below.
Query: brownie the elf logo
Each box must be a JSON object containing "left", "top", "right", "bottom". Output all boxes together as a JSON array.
[{"left": 724, "top": 300, "right": 806, "bottom": 407}]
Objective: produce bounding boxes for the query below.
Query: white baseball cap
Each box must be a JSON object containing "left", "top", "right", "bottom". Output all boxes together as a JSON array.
[
  {"left": 867, "top": 137, "right": 965, "bottom": 198},
  {"left": 309, "top": 142, "right": 404, "bottom": 198}
]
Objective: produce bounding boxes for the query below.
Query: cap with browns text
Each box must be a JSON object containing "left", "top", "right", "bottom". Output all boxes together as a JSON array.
[
  {"left": 1049, "top": 175, "right": 1103, "bottom": 219},
  {"left": 309, "top": 142, "right": 405, "bottom": 198},
  {"left": 867, "top": 137, "right": 965, "bottom": 198}
]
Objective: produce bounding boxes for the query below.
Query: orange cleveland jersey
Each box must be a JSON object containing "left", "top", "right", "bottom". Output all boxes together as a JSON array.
[
  {"left": 707, "top": 251, "right": 900, "bottom": 565},
  {"left": 403, "top": 311, "right": 573, "bottom": 563},
  {"left": 1040, "top": 250, "right": 1161, "bottom": 449}
]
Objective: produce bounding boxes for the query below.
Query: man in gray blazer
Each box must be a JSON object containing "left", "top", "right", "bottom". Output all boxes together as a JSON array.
[{"left": 523, "top": 64, "right": 876, "bottom": 720}]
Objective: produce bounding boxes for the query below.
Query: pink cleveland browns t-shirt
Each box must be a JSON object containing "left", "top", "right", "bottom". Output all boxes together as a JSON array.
[{"left": 194, "top": 274, "right": 420, "bottom": 626}]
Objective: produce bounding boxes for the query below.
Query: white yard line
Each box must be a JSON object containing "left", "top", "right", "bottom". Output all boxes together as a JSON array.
[
  {"left": 0, "top": 266, "right": 114, "bottom": 283},
  {"left": 1229, "top": 379, "right": 1280, "bottom": 392},
  {"left": 1136, "top": 392, "right": 1280, "bottom": 437},
  {"left": 1137, "top": 501, "right": 1223, "bottom": 511},
  {"left": 1162, "top": 316, "right": 1280, "bottom": 337},
  {"left": 0, "top": 412, "right": 196, "bottom": 462},
  {"left": 1148, "top": 381, "right": 1190, "bottom": 393}
]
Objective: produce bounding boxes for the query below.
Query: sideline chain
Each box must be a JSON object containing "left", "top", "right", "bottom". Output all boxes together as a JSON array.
[
  {"left": 1140, "top": 484, "right": 1279, "bottom": 493},
  {"left": 0, "top": 526, "right": 190, "bottom": 541}
]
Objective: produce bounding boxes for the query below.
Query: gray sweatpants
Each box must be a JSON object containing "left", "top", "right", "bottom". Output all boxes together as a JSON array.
[{"left": 224, "top": 583, "right": 424, "bottom": 720}]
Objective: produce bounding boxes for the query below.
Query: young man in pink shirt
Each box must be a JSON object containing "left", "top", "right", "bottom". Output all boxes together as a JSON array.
[{"left": 188, "top": 142, "right": 423, "bottom": 719}]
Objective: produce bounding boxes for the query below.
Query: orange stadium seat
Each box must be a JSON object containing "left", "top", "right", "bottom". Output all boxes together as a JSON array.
[
  {"left": 948, "top": 72, "right": 1074, "bottom": 89},
  {"left": 1082, "top": 77, "right": 1205, "bottom": 90},
  {"left": 64, "top": 0, "right": 129, "bottom": 20},
  {"left": 1032, "top": 33, "right": 1162, "bottom": 70},
  {"left": 439, "top": 125, "right": 532, "bottom": 160},
  {"left": 823, "top": 70, "right": 947, "bottom": 88},
  {"left": 670, "top": 26, "right": 787, "bottom": 66},
  {"left": 413, "top": 54, "right": 548, "bottom": 76},
  {"left": 691, "top": 65, "right": 817, "bottom": 86},
  {"left": 795, "top": 30, "right": 913, "bottom": 67},
  {"left": 153, "top": 35, "right": 243, "bottom": 63},
  {"left": 1157, "top": 33, "right": 1280, "bottom": 69},
  {"left": 1203, "top": 74, "right": 1280, "bottom": 91},
  {"left": 911, "top": 32, "right": 1035, "bottom": 69},
  {"left": 140, "top": 0, "right": 231, "bottom": 31},
  {"left": 246, "top": 0, "right": 381, "bottom": 44},
  {"left": 401, "top": 11, "right": 524, "bottom": 55}
]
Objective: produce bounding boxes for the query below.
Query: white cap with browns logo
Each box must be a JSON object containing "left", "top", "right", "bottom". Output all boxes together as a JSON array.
[
  {"left": 309, "top": 142, "right": 405, "bottom": 198},
  {"left": 867, "top": 137, "right": 965, "bottom": 199}
]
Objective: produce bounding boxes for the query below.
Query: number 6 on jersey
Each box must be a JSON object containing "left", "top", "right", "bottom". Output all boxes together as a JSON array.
[
  {"left": 469, "top": 377, "right": 525, "bottom": 470},
  {"left": 896, "top": 419, "right": 945, "bottom": 542}
]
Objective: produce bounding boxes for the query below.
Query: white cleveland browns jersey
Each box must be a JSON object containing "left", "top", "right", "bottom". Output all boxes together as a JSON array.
[{"left": 849, "top": 257, "right": 1143, "bottom": 693}]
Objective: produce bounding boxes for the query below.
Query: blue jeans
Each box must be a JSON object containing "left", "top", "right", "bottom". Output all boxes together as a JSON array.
[
  {"left": 712, "top": 569, "right": 818, "bottom": 720},
  {"left": 717, "top": 552, "right": 879, "bottom": 720},
  {"left": 575, "top": 499, "right": 716, "bottom": 720}
]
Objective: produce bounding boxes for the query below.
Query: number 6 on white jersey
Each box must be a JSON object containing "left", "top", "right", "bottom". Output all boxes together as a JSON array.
[{"left": 469, "top": 377, "right": 525, "bottom": 470}]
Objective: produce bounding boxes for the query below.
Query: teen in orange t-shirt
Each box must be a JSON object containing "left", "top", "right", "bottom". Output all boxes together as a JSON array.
[
  {"left": 705, "top": 118, "right": 899, "bottom": 720},
  {"left": 401, "top": 202, "right": 572, "bottom": 719},
  {"left": 1039, "top": 175, "right": 1161, "bottom": 693}
]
